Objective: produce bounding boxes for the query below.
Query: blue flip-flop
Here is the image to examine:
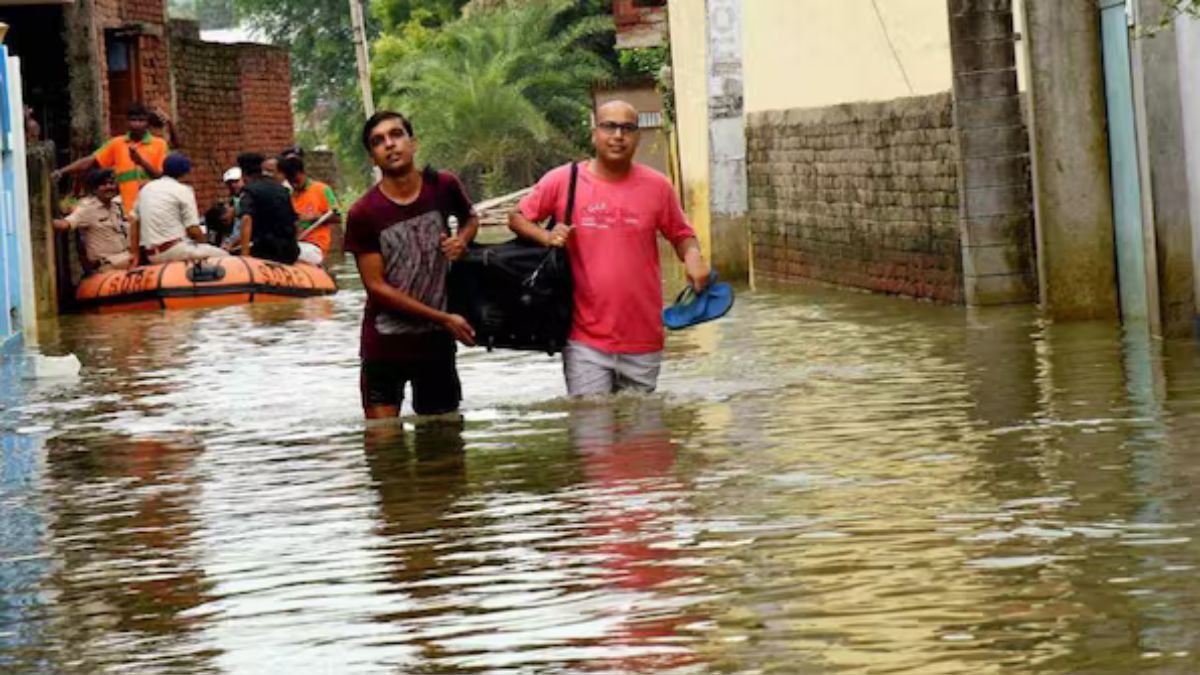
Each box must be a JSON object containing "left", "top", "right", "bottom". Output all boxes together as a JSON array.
[{"left": 663, "top": 271, "right": 735, "bottom": 330}]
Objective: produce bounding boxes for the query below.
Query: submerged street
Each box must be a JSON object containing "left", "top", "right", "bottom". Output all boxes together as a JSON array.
[{"left": 4, "top": 266, "right": 1200, "bottom": 673}]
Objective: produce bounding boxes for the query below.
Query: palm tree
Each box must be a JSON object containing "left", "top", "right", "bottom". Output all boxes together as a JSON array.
[{"left": 374, "top": 0, "right": 612, "bottom": 197}]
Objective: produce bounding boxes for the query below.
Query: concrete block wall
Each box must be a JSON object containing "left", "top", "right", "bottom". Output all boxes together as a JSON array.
[
  {"left": 747, "top": 93, "right": 964, "bottom": 303},
  {"left": 949, "top": 0, "right": 1036, "bottom": 305},
  {"left": 305, "top": 150, "right": 342, "bottom": 191},
  {"left": 304, "top": 149, "right": 345, "bottom": 259}
]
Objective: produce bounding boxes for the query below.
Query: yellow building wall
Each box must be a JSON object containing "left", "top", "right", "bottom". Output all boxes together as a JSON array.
[
  {"left": 742, "top": 0, "right": 952, "bottom": 113},
  {"left": 667, "top": 0, "right": 954, "bottom": 251},
  {"left": 667, "top": 0, "right": 711, "bottom": 257}
]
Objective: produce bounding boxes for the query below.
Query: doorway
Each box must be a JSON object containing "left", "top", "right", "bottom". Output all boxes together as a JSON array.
[{"left": 105, "top": 30, "right": 142, "bottom": 137}]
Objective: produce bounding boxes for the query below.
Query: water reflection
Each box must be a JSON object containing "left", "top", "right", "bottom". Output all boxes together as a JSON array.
[
  {"left": 42, "top": 434, "right": 216, "bottom": 673},
  {"left": 3, "top": 275, "right": 1200, "bottom": 672},
  {"left": 0, "top": 358, "right": 48, "bottom": 673},
  {"left": 570, "top": 401, "right": 703, "bottom": 672}
]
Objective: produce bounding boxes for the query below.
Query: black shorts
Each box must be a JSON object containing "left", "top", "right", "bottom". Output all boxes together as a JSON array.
[{"left": 360, "top": 354, "right": 461, "bottom": 415}]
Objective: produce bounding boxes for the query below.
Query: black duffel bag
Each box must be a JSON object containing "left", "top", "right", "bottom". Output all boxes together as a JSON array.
[{"left": 448, "top": 162, "right": 578, "bottom": 354}]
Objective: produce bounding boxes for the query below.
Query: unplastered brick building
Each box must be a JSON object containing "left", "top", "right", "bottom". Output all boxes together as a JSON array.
[{"left": 1, "top": 0, "right": 294, "bottom": 209}]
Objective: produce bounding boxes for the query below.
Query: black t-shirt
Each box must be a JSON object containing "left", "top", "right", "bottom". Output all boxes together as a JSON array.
[
  {"left": 238, "top": 178, "right": 297, "bottom": 243},
  {"left": 344, "top": 171, "right": 475, "bottom": 362}
]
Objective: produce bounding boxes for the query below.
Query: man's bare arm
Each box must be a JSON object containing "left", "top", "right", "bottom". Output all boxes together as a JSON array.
[
  {"left": 673, "top": 236, "right": 711, "bottom": 291},
  {"left": 52, "top": 155, "right": 97, "bottom": 180},
  {"left": 509, "top": 210, "right": 566, "bottom": 247},
  {"left": 354, "top": 251, "right": 475, "bottom": 345},
  {"left": 238, "top": 215, "right": 252, "bottom": 254}
]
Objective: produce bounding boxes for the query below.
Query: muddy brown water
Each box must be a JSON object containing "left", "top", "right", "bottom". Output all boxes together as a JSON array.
[{"left": 3, "top": 263, "right": 1200, "bottom": 673}]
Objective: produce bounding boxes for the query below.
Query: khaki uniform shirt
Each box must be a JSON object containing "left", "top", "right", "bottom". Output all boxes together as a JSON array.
[{"left": 65, "top": 196, "right": 130, "bottom": 264}]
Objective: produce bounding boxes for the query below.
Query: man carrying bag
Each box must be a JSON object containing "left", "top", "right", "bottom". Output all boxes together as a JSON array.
[
  {"left": 448, "top": 164, "right": 578, "bottom": 355},
  {"left": 508, "top": 101, "right": 711, "bottom": 397}
]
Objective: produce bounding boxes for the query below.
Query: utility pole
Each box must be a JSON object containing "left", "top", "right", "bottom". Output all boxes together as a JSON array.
[{"left": 348, "top": 0, "right": 375, "bottom": 117}]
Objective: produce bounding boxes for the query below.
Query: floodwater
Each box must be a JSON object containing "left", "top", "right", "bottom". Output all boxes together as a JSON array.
[{"left": 4, "top": 262, "right": 1200, "bottom": 674}]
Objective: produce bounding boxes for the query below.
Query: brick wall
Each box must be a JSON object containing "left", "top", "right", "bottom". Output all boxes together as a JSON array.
[
  {"left": 121, "top": 0, "right": 164, "bottom": 25},
  {"left": 95, "top": 0, "right": 119, "bottom": 137},
  {"left": 238, "top": 46, "right": 295, "bottom": 164},
  {"left": 137, "top": 35, "right": 172, "bottom": 116},
  {"left": 93, "top": 0, "right": 170, "bottom": 138},
  {"left": 171, "top": 37, "right": 295, "bottom": 209},
  {"left": 747, "top": 93, "right": 964, "bottom": 303},
  {"left": 172, "top": 38, "right": 243, "bottom": 210}
]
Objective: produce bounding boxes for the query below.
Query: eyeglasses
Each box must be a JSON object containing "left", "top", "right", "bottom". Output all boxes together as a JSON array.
[{"left": 596, "top": 121, "right": 640, "bottom": 135}]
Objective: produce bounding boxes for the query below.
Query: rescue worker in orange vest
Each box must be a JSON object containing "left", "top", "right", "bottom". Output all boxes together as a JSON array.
[
  {"left": 52, "top": 103, "right": 169, "bottom": 213},
  {"left": 280, "top": 155, "right": 340, "bottom": 266}
]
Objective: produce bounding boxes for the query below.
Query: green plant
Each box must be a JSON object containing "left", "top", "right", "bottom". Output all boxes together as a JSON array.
[
  {"left": 615, "top": 43, "right": 674, "bottom": 129},
  {"left": 374, "top": 0, "right": 614, "bottom": 197},
  {"left": 617, "top": 45, "right": 668, "bottom": 82}
]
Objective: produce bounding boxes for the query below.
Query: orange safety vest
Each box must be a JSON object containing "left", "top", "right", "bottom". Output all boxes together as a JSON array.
[
  {"left": 93, "top": 132, "right": 169, "bottom": 212},
  {"left": 291, "top": 178, "right": 339, "bottom": 254}
]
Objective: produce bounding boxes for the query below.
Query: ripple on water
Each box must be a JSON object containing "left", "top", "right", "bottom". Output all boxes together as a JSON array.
[{"left": 3, "top": 280, "right": 1200, "bottom": 672}]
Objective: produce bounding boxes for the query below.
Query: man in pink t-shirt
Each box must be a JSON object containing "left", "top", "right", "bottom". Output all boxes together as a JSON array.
[{"left": 510, "top": 101, "right": 711, "bottom": 396}]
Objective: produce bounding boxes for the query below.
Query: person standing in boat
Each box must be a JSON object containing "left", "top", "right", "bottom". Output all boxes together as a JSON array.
[
  {"left": 235, "top": 152, "right": 300, "bottom": 265},
  {"left": 343, "top": 111, "right": 479, "bottom": 419},
  {"left": 52, "top": 102, "right": 169, "bottom": 214},
  {"left": 52, "top": 169, "right": 136, "bottom": 272},
  {"left": 509, "top": 100, "right": 711, "bottom": 397},
  {"left": 133, "top": 152, "right": 229, "bottom": 264},
  {"left": 280, "top": 155, "right": 340, "bottom": 266}
]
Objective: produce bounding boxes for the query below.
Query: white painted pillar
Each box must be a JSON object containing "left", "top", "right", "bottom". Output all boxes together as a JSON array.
[
  {"left": 7, "top": 55, "right": 35, "bottom": 340},
  {"left": 704, "top": 0, "right": 749, "bottom": 279}
]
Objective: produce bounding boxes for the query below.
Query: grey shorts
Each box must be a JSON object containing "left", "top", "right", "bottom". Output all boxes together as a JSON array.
[{"left": 563, "top": 340, "right": 662, "bottom": 397}]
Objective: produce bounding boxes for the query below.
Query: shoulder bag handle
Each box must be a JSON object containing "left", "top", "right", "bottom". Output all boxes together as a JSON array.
[
  {"left": 528, "top": 161, "right": 579, "bottom": 282},
  {"left": 564, "top": 160, "right": 578, "bottom": 227},
  {"left": 544, "top": 161, "right": 580, "bottom": 232}
]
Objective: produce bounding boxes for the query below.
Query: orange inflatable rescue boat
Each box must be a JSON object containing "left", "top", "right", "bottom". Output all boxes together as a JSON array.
[{"left": 75, "top": 256, "right": 337, "bottom": 313}]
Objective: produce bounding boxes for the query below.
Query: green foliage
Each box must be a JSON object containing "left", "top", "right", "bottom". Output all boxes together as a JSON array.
[
  {"left": 616, "top": 43, "right": 674, "bottom": 127},
  {"left": 374, "top": 0, "right": 614, "bottom": 197},
  {"left": 616, "top": 45, "right": 667, "bottom": 82},
  {"left": 234, "top": 0, "right": 614, "bottom": 194},
  {"left": 234, "top": 0, "right": 379, "bottom": 188},
  {"left": 372, "top": 0, "right": 468, "bottom": 31}
]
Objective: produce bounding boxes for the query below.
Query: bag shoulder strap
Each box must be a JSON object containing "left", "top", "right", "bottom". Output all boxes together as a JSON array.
[{"left": 564, "top": 161, "right": 579, "bottom": 227}]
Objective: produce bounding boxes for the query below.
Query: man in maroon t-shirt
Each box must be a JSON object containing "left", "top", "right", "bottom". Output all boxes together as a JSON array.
[{"left": 343, "top": 111, "right": 479, "bottom": 418}]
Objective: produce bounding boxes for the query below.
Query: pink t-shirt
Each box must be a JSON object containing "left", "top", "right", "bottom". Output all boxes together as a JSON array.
[{"left": 519, "top": 162, "right": 696, "bottom": 354}]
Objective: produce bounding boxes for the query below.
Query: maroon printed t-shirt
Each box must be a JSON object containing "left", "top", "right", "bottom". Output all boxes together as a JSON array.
[
  {"left": 344, "top": 171, "right": 475, "bottom": 362},
  {"left": 519, "top": 162, "right": 696, "bottom": 354}
]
